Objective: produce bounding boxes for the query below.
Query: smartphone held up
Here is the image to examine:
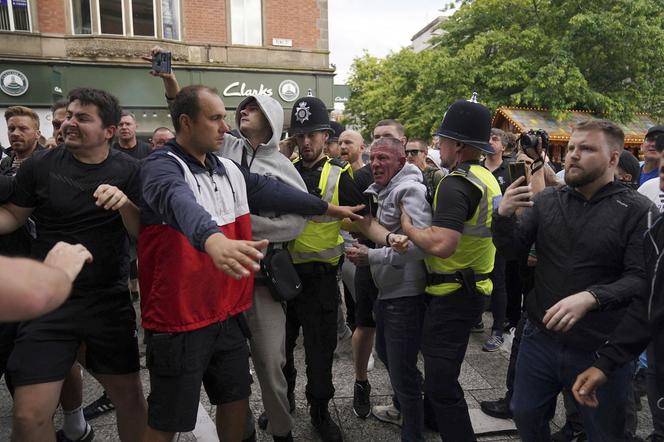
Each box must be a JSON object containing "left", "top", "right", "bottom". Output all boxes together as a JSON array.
[
  {"left": 152, "top": 51, "right": 172, "bottom": 74},
  {"left": 508, "top": 161, "right": 528, "bottom": 185}
]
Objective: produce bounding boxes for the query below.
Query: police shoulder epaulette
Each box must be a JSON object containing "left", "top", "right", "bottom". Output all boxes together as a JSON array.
[
  {"left": 453, "top": 162, "right": 471, "bottom": 176},
  {"left": 328, "top": 158, "right": 349, "bottom": 168}
]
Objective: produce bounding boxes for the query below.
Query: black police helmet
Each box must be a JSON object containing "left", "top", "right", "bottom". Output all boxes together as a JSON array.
[
  {"left": 289, "top": 97, "right": 333, "bottom": 136},
  {"left": 434, "top": 100, "right": 494, "bottom": 154}
]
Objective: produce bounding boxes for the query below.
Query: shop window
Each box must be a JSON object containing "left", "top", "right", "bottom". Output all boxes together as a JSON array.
[
  {"left": 99, "top": 0, "right": 123, "bottom": 34},
  {"left": 132, "top": 0, "right": 154, "bottom": 36},
  {"left": 71, "top": 0, "right": 92, "bottom": 34},
  {"left": 0, "top": 0, "right": 31, "bottom": 32},
  {"left": 231, "top": 0, "right": 262, "bottom": 46}
]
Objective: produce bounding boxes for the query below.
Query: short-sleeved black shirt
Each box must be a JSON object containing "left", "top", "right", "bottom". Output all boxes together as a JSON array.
[
  {"left": 11, "top": 147, "right": 141, "bottom": 294},
  {"left": 112, "top": 141, "right": 151, "bottom": 161},
  {"left": 432, "top": 162, "right": 482, "bottom": 233},
  {"left": 295, "top": 157, "right": 369, "bottom": 216}
]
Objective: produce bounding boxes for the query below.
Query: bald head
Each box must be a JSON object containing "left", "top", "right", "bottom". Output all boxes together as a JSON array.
[{"left": 339, "top": 129, "right": 366, "bottom": 168}]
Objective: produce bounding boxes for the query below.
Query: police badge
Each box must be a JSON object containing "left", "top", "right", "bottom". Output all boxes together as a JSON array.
[{"left": 295, "top": 101, "right": 311, "bottom": 124}]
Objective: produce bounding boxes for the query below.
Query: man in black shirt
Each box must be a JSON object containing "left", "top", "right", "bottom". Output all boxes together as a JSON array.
[
  {"left": 0, "top": 88, "right": 147, "bottom": 441},
  {"left": 494, "top": 119, "right": 656, "bottom": 441},
  {"left": 113, "top": 111, "right": 151, "bottom": 160}
]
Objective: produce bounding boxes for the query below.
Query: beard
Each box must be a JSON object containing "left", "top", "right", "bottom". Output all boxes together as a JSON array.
[{"left": 564, "top": 165, "right": 604, "bottom": 188}]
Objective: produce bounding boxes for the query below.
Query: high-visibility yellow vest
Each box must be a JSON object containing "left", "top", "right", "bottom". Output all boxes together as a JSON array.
[
  {"left": 288, "top": 157, "right": 350, "bottom": 265},
  {"left": 425, "top": 163, "right": 501, "bottom": 296}
]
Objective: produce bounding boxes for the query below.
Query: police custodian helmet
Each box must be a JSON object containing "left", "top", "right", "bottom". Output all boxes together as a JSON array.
[
  {"left": 289, "top": 97, "right": 334, "bottom": 136},
  {"left": 434, "top": 100, "right": 494, "bottom": 154}
]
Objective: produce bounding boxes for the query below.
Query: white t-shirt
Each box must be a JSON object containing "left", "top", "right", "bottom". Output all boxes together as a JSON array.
[{"left": 638, "top": 177, "right": 664, "bottom": 213}]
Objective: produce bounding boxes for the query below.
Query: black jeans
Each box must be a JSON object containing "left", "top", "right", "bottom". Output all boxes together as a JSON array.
[
  {"left": 422, "top": 289, "right": 485, "bottom": 442},
  {"left": 283, "top": 266, "right": 338, "bottom": 405}
]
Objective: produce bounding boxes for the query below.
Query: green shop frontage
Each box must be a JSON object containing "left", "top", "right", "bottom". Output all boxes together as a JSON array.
[{"left": 0, "top": 60, "right": 334, "bottom": 146}]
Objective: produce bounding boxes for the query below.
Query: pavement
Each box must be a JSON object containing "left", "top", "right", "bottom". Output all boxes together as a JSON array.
[{"left": 0, "top": 311, "right": 656, "bottom": 441}]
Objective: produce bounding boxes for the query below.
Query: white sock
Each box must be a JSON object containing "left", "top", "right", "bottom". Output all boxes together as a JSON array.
[{"left": 62, "top": 406, "right": 87, "bottom": 439}]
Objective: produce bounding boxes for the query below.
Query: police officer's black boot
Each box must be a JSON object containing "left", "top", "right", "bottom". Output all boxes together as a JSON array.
[{"left": 310, "top": 401, "right": 342, "bottom": 442}]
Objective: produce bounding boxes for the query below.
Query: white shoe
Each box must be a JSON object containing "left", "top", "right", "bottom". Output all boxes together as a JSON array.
[
  {"left": 367, "top": 352, "right": 375, "bottom": 372},
  {"left": 372, "top": 404, "right": 402, "bottom": 427}
]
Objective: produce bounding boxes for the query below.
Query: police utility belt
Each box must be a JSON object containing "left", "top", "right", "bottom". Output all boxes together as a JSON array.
[{"left": 427, "top": 268, "right": 490, "bottom": 296}]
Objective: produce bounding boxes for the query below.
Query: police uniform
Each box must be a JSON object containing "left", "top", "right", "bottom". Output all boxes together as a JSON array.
[
  {"left": 420, "top": 100, "right": 501, "bottom": 442},
  {"left": 282, "top": 97, "right": 366, "bottom": 442}
]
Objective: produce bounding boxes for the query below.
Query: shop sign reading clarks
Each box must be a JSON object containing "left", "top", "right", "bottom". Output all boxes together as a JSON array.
[{"left": 222, "top": 80, "right": 300, "bottom": 103}]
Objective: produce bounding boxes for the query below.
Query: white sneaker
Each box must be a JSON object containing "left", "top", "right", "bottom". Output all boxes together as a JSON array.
[
  {"left": 367, "top": 351, "right": 375, "bottom": 372},
  {"left": 372, "top": 404, "right": 402, "bottom": 427}
]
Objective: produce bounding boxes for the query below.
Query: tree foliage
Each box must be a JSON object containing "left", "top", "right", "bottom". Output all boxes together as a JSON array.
[{"left": 346, "top": 0, "right": 664, "bottom": 140}]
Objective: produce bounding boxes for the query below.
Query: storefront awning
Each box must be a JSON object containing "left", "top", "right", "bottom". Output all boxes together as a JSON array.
[{"left": 493, "top": 107, "right": 657, "bottom": 146}]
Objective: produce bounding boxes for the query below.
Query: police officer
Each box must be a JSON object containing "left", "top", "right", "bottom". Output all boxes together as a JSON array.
[
  {"left": 401, "top": 100, "right": 501, "bottom": 442},
  {"left": 282, "top": 97, "right": 386, "bottom": 442}
]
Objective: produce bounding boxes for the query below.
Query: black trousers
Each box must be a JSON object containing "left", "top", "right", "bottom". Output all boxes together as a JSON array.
[
  {"left": 422, "top": 289, "right": 485, "bottom": 442},
  {"left": 283, "top": 266, "right": 339, "bottom": 405}
]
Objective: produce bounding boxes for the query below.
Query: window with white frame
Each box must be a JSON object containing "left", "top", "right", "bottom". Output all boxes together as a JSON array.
[
  {"left": 71, "top": 0, "right": 179, "bottom": 39},
  {"left": 131, "top": 0, "right": 155, "bottom": 36},
  {"left": 71, "top": 0, "right": 92, "bottom": 34},
  {"left": 0, "top": 0, "right": 32, "bottom": 32},
  {"left": 161, "top": 0, "right": 179, "bottom": 40},
  {"left": 231, "top": 0, "right": 262, "bottom": 46}
]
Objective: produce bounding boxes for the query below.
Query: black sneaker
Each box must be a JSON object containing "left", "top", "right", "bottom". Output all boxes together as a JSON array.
[
  {"left": 471, "top": 321, "right": 484, "bottom": 333},
  {"left": 83, "top": 392, "right": 115, "bottom": 421},
  {"left": 56, "top": 424, "right": 95, "bottom": 442},
  {"left": 479, "top": 396, "right": 512, "bottom": 419},
  {"left": 551, "top": 421, "right": 587, "bottom": 442},
  {"left": 273, "top": 432, "right": 293, "bottom": 442},
  {"left": 310, "top": 403, "right": 342, "bottom": 442},
  {"left": 353, "top": 381, "right": 371, "bottom": 418},
  {"left": 258, "top": 411, "right": 268, "bottom": 431}
]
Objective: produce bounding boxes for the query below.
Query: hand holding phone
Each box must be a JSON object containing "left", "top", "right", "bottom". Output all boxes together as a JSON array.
[{"left": 151, "top": 51, "right": 172, "bottom": 75}]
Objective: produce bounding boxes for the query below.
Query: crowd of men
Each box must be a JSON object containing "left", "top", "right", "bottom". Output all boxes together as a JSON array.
[{"left": 0, "top": 48, "right": 663, "bottom": 442}]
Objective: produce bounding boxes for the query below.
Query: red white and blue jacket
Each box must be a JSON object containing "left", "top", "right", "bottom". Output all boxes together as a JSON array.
[{"left": 139, "top": 140, "right": 327, "bottom": 332}]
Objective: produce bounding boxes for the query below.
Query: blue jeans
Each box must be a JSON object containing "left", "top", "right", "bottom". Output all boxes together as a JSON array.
[
  {"left": 375, "top": 295, "right": 425, "bottom": 442},
  {"left": 511, "top": 320, "right": 633, "bottom": 442}
]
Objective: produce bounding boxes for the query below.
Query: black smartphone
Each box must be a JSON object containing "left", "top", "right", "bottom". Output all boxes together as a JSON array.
[
  {"left": 508, "top": 161, "right": 528, "bottom": 184},
  {"left": 152, "top": 51, "right": 172, "bottom": 74}
]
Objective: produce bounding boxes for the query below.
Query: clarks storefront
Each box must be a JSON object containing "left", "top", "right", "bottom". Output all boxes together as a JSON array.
[{"left": 0, "top": 61, "right": 334, "bottom": 146}]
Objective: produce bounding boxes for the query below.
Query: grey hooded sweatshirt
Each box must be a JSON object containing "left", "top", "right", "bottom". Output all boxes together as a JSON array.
[
  {"left": 365, "top": 163, "right": 433, "bottom": 300},
  {"left": 221, "top": 95, "right": 308, "bottom": 242}
]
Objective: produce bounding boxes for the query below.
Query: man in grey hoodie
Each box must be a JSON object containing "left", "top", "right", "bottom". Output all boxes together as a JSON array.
[
  {"left": 223, "top": 95, "right": 307, "bottom": 442},
  {"left": 155, "top": 65, "right": 304, "bottom": 442},
  {"left": 346, "top": 137, "right": 432, "bottom": 442}
]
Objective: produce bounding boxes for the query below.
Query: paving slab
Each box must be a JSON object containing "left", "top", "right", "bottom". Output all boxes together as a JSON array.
[{"left": 0, "top": 309, "right": 657, "bottom": 441}]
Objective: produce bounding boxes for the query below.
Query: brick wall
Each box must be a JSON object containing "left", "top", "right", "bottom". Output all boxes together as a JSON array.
[
  {"left": 37, "top": 0, "right": 66, "bottom": 34},
  {"left": 182, "top": 0, "right": 228, "bottom": 44},
  {"left": 264, "top": 0, "right": 323, "bottom": 50}
]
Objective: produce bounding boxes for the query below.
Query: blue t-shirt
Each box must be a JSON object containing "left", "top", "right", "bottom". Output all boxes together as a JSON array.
[{"left": 640, "top": 165, "right": 659, "bottom": 186}]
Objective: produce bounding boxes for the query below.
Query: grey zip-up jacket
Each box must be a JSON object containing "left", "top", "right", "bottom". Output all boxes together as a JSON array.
[
  {"left": 365, "top": 163, "right": 432, "bottom": 300},
  {"left": 221, "top": 95, "right": 307, "bottom": 242}
]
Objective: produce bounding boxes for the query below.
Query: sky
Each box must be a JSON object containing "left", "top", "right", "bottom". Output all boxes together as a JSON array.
[{"left": 328, "top": 0, "right": 451, "bottom": 84}]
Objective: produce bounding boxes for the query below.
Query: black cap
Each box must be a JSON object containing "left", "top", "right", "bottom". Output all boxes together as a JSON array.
[
  {"left": 434, "top": 100, "right": 493, "bottom": 154},
  {"left": 328, "top": 121, "right": 345, "bottom": 142},
  {"left": 646, "top": 124, "right": 664, "bottom": 139},
  {"left": 289, "top": 97, "right": 333, "bottom": 135}
]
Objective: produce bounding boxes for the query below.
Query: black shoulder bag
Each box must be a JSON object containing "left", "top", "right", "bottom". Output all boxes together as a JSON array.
[{"left": 260, "top": 243, "right": 302, "bottom": 302}]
